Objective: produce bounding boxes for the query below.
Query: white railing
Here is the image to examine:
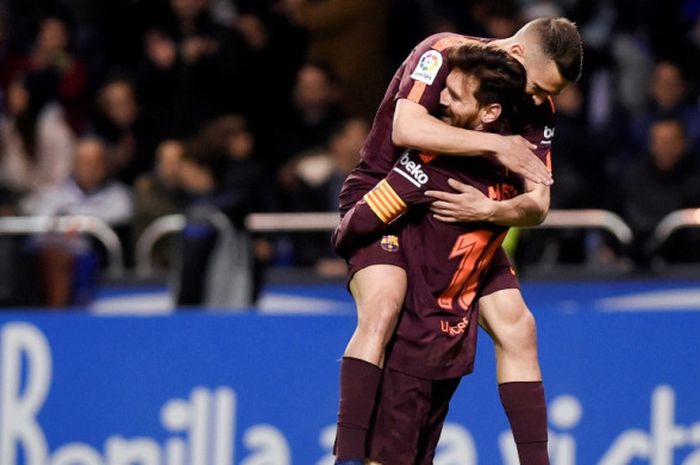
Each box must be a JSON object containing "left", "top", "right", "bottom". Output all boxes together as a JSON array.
[
  {"left": 0, "top": 210, "right": 641, "bottom": 279},
  {"left": 537, "top": 209, "right": 634, "bottom": 245},
  {"left": 245, "top": 212, "right": 340, "bottom": 232},
  {"left": 0, "top": 215, "right": 125, "bottom": 277},
  {"left": 653, "top": 208, "right": 700, "bottom": 246},
  {"left": 134, "top": 214, "right": 186, "bottom": 277},
  {"left": 134, "top": 210, "right": 635, "bottom": 276},
  {"left": 134, "top": 208, "right": 236, "bottom": 277}
]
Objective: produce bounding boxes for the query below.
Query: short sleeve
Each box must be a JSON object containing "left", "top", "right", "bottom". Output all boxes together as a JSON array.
[
  {"left": 520, "top": 97, "right": 557, "bottom": 170},
  {"left": 396, "top": 47, "right": 451, "bottom": 113},
  {"left": 383, "top": 150, "right": 438, "bottom": 208}
]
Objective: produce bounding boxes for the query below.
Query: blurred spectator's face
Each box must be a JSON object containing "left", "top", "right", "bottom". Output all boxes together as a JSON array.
[
  {"left": 156, "top": 140, "right": 184, "bottom": 187},
  {"left": 294, "top": 65, "right": 334, "bottom": 111},
  {"left": 179, "top": 158, "right": 213, "bottom": 193},
  {"left": 330, "top": 119, "right": 368, "bottom": 173},
  {"left": 7, "top": 80, "right": 29, "bottom": 115},
  {"left": 649, "top": 121, "right": 687, "bottom": 172},
  {"left": 74, "top": 140, "right": 109, "bottom": 192},
  {"left": 170, "top": 0, "right": 208, "bottom": 21},
  {"left": 100, "top": 81, "right": 138, "bottom": 128},
  {"left": 37, "top": 18, "right": 68, "bottom": 53},
  {"left": 652, "top": 62, "right": 686, "bottom": 110},
  {"left": 228, "top": 132, "right": 253, "bottom": 160}
]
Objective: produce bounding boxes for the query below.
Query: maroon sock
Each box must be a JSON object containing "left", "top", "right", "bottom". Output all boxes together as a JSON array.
[
  {"left": 499, "top": 381, "right": 550, "bottom": 465},
  {"left": 335, "top": 356, "right": 382, "bottom": 461}
]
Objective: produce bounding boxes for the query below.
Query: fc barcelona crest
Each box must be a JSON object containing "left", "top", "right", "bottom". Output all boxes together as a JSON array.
[{"left": 380, "top": 235, "right": 400, "bottom": 252}]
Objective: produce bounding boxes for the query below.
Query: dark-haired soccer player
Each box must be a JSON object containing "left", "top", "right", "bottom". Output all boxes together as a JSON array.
[
  {"left": 336, "top": 43, "right": 542, "bottom": 465},
  {"left": 334, "top": 17, "right": 583, "bottom": 465}
]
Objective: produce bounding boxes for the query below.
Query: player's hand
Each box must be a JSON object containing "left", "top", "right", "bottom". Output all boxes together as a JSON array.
[
  {"left": 493, "top": 135, "right": 553, "bottom": 186},
  {"left": 425, "top": 179, "right": 495, "bottom": 223}
]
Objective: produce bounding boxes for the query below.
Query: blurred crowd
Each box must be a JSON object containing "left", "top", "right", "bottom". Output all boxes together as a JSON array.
[{"left": 1, "top": 0, "right": 700, "bottom": 307}]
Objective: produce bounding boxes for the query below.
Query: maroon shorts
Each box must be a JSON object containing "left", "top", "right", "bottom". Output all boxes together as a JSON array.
[
  {"left": 479, "top": 247, "right": 520, "bottom": 297},
  {"left": 367, "top": 367, "right": 461, "bottom": 465},
  {"left": 346, "top": 232, "right": 408, "bottom": 282}
]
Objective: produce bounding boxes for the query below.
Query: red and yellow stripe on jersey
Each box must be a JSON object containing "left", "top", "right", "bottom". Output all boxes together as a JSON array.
[{"left": 363, "top": 179, "right": 407, "bottom": 224}]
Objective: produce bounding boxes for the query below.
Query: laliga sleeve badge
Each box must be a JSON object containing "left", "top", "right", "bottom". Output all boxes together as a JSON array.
[
  {"left": 380, "top": 235, "right": 400, "bottom": 252},
  {"left": 410, "top": 49, "right": 443, "bottom": 85}
]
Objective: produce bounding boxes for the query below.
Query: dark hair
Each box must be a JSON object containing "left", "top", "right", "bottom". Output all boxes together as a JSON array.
[
  {"left": 448, "top": 43, "right": 527, "bottom": 126},
  {"left": 529, "top": 17, "right": 583, "bottom": 83}
]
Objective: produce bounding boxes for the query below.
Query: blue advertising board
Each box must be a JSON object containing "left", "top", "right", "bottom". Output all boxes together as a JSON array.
[{"left": 0, "top": 280, "right": 699, "bottom": 465}]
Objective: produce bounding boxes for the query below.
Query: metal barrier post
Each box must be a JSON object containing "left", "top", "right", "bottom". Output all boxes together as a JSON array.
[{"left": 0, "top": 215, "right": 125, "bottom": 278}]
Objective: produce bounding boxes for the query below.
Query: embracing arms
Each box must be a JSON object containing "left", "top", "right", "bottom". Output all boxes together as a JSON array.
[
  {"left": 393, "top": 99, "right": 553, "bottom": 186},
  {"left": 426, "top": 178, "right": 550, "bottom": 227}
]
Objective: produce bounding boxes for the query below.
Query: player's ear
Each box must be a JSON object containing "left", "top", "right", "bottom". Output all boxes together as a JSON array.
[
  {"left": 481, "top": 103, "right": 501, "bottom": 124},
  {"left": 509, "top": 43, "right": 525, "bottom": 62}
]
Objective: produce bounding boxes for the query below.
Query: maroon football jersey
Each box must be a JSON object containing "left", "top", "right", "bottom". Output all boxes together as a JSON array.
[
  {"left": 337, "top": 147, "right": 543, "bottom": 379},
  {"left": 385, "top": 151, "right": 526, "bottom": 379},
  {"left": 337, "top": 31, "right": 555, "bottom": 216},
  {"left": 334, "top": 32, "right": 557, "bottom": 380},
  {"left": 338, "top": 32, "right": 485, "bottom": 214}
]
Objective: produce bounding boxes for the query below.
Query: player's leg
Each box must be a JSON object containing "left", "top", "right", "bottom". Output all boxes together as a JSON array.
[
  {"left": 364, "top": 368, "right": 461, "bottom": 465},
  {"left": 366, "top": 367, "right": 435, "bottom": 465},
  {"left": 479, "top": 288, "right": 540, "bottom": 382},
  {"left": 345, "top": 263, "right": 407, "bottom": 365},
  {"left": 335, "top": 263, "right": 407, "bottom": 463},
  {"left": 415, "top": 376, "right": 462, "bottom": 465},
  {"left": 476, "top": 246, "right": 548, "bottom": 465},
  {"left": 479, "top": 287, "right": 548, "bottom": 465}
]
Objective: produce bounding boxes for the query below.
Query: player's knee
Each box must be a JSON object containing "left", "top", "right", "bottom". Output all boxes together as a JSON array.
[
  {"left": 501, "top": 308, "right": 538, "bottom": 352},
  {"left": 509, "top": 309, "right": 537, "bottom": 351},
  {"left": 357, "top": 295, "right": 402, "bottom": 340}
]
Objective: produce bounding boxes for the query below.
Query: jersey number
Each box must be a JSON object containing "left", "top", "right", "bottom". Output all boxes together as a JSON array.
[{"left": 438, "top": 230, "right": 503, "bottom": 311}]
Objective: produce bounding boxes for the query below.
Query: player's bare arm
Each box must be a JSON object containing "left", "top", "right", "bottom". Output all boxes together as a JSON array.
[
  {"left": 393, "top": 99, "right": 553, "bottom": 186},
  {"left": 426, "top": 177, "right": 549, "bottom": 226}
]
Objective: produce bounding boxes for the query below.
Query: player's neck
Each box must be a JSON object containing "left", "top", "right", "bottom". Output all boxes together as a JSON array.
[{"left": 490, "top": 37, "right": 515, "bottom": 51}]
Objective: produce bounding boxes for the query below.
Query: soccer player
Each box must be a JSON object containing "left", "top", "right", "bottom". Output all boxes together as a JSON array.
[
  {"left": 334, "top": 17, "right": 583, "bottom": 465},
  {"left": 337, "top": 43, "right": 542, "bottom": 465}
]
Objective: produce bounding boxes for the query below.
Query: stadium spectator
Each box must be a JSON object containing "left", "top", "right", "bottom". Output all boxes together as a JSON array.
[
  {"left": 2, "top": 15, "right": 89, "bottom": 134},
  {"left": 280, "top": 0, "right": 388, "bottom": 120},
  {"left": 422, "top": 0, "right": 523, "bottom": 39},
  {"left": 619, "top": 118, "right": 700, "bottom": 265},
  {"left": 93, "top": 76, "right": 162, "bottom": 185},
  {"left": 0, "top": 0, "right": 699, "bottom": 292},
  {"left": 231, "top": 6, "right": 307, "bottom": 133},
  {"left": 563, "top": 0, "right": 655, "bottom": 126},
  {"left": 0, "top": 186, "right": 37, "bottom": 306},
  {"left": 515, "top": 83, "right": 612, "bottom": 267},
  {"left": 385, "top": 0, "right": 431, "bottom": 72},
  {"left": 0, "top": 77, "right": 76, "bottom": 197},
  {"left": 195, "top": 114, "right": 269, "bottom": 222},
  {"left": 175, "top": 116, "right": 265, "bottom": 307},
  {"left": 131, "top": 139, "right": 186, "bottom": 268},
  {"left": 197, "top": 114, "right": 271, "bottom": 296},
  {"left": 278, "top": 117, "right": 368, "bottom": 273},
  {"left": 23, "top": 137, "right": 133, "bottom": 307},
  {"left": 628, "top": 60, "right": 700, "bottom": 161},
  {"left": 550, "top": 83, "right": 609, "bottom": 210},
  {"left": 137, "top": 0, "right": 252, "bottom": 137},
  {"left": 262, "top": 61, "right": 346, "bottom": 181}
]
